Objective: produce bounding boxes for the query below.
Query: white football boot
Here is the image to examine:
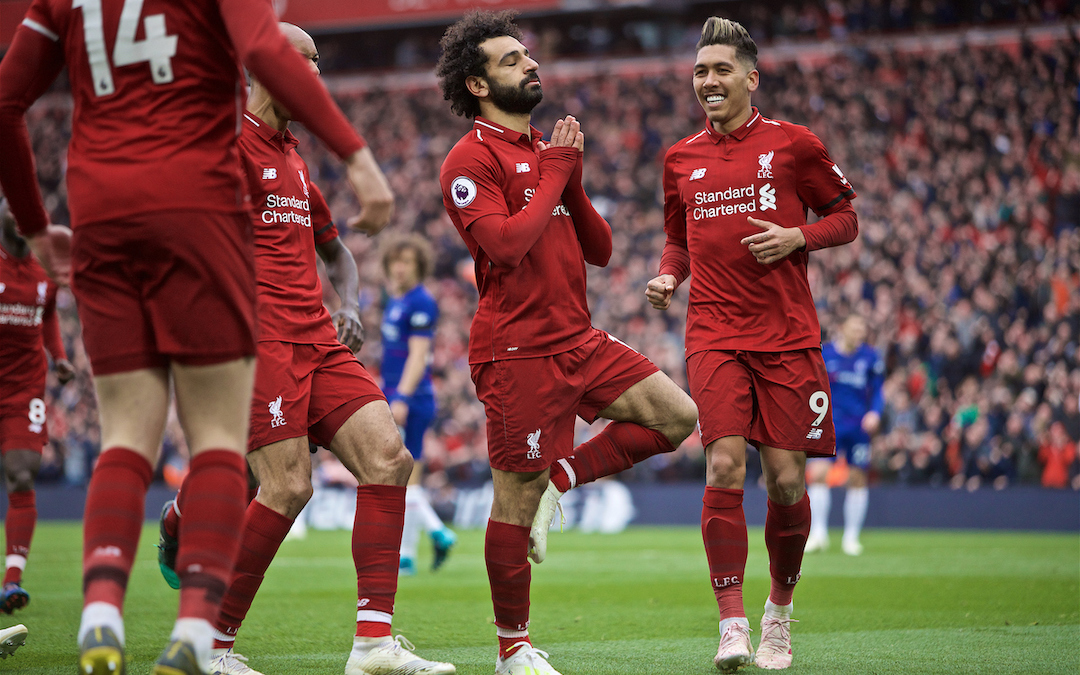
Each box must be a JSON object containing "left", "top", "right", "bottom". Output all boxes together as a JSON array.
[
  {"left": 713, "top": 619, "right": 753, "bottom": 672},
  {"left": 495, "top": 642, "right": 562, "bottom": 675},
  {"left": 345, "top": 635, "right": 455, "bottom": 675},
  {"left": 528, "top": 482, "right": 564, "bottom": 563},
  {"left": 208, "top": 647, "right": 265, "bottom": 675},
  {"left": 0, "top": 624, "right": 27, "bottom": 659},
  {"left": 756, "top": 603, "right": 797, "bottom": 670}
]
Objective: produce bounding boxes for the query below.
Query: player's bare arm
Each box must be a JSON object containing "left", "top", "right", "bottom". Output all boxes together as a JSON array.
[
  {"left": 740, "top": 216, "right": 807, "bottom": 265},
  {"left": 345, "top": 146, "right": 394, "bottom": 236},
  {"left": 316, "top": 236, "right": 364, "bottom": 352},
  {"left": 646, "top": 274, "right": 678, "bottom": 310}
]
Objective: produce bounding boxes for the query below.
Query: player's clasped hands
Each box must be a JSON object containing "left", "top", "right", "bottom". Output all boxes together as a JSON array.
[
  {"left": 740, "top": 216, "right": 807, "bottom": 265},
  {"left": 537, "top": 115, "right": 584, "bottom": 153}
]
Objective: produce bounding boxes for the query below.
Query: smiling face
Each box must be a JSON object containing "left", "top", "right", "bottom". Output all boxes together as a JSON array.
[
  {"left": 693, "top": 44, "right": 757, "bottom": 135},
  {"left": 473, "top": 35, "right": 543, "bottom": 116}
]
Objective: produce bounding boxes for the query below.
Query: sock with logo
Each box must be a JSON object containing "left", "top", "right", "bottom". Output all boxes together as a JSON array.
[
  {"left": 549, "top": 422, "right": 675, "bottom": 492},
  {"left": 175, "top": 450, "right": 246, "bottom": 625},
  {"left": 4, "top": 490, "right": 36, "bottom": 585},
  {"left": 486, "top": 519, "right": 532, "bottom": 659},
  {"left": 765, "top": 493, "right": 811, "bottom": 606},
  {"left": 212, "top": 498, "right": 293, "bottom": 648},
  {"left": 82, "top": 448, "right": 153, "bottom": 610},
  {"left": 702, "top": 487, "right": 748, "bottom": 620},
  {"left": 353, "top": 485, "right": 404, "bottom": 638}
]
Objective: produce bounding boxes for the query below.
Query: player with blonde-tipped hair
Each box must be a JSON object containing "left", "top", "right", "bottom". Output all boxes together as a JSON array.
[{"left": 647, "top": 15, "right": 859, "bottom": 672}]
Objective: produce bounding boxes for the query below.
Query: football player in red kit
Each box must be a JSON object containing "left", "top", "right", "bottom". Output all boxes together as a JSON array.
[
  {"left": 646, "top": 16, "right": 858, "bottom": 673},
  {"left": 437, "top": 11, "right": 698, "bottom": 675},
  {"left": 0, "top": 198, "right": 75, "bottom": 616},
  {"left": 158, "top": 24, "right": 453, "bottom": 675},
  {"left": 0, "top": 0, "right": 392, "bottom": 672}
]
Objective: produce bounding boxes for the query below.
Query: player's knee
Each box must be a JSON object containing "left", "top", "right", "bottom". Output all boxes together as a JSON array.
[
  {"left": 706, "top": 446, "right": 746, "bottom": 488},
  {"left": 666, "top": 394, "right": 699, "bottom": 444},
  {"left": 388, "top": 444, "right": 414, "bottom": 484},
  {"left": 6, "top": 469, "right": 35, "bottom": 493},
  {"left": 260, "top": 473, "right": 313, "bottom": 515},
  {"left": 766, "top": 473, "right": 805, "bottom": 505}
]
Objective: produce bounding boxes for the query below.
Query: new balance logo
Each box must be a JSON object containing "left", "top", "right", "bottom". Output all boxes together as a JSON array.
[
  {"left": 262, "top": 168, "right": 277, "bottom": 180},
  {"left": 515, "top": 162, "right": 531, "bottom": 173},
  {"left": 689, "top": 168, "right": 707, "bottom": 181},
  {"left": 759, "top": 183, "right": 777, "bottom": 211},
  {"left": 357, "top": 598, "right": 370, "bottom": 608},
  {"left": 526, "top": 429, "right": 542, "bottom": 460},
  {"left": 806, "top": 428, "right": 823, "bottom": 440},
  {"left": 269, "top": 396, "right": 286, "bottom": 428}
]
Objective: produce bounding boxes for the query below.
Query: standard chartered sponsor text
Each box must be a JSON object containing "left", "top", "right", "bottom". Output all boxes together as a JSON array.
[
  {"left": 693, "top": 183, "right": 757, "bottom": 220},
  {"left": 263, "top": 193, "right": 312, "bottom": 227}
]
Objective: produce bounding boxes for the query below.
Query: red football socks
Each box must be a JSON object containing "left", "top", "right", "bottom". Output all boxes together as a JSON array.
[
  {"left": 549, "top": 422, "right": 675, "bottom": 492},
  {"left": 353, "top": 485, "right": 404, "bottom": 638},
  {"left": 175, "top": 450, "right": 247, "bottom": 624},
  {"left": 4, "top": 490, "right": 36, "bottom": 585},
  {"left": 702, "top": 487, "right": 748, "bottom": 620},
  {"left": 765, "top": 493, "right": 811, "bottom": 606},
  {"left": 83, "top": 447, "right": 153, "bottom": 609},
  {"left": 213, "top": 498, "right": 293, "bottom": 647},
  {"left": 485, "top": 519, "right": 532, "bottom": 659}
]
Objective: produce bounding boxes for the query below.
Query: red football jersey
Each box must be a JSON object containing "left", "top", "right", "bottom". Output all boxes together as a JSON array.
[
  {"left": 238, "top": 113, "right": 339, "bottom": 345},
  {"left": 0, "top": 0, "right": 363, "bottom": 236},
  {"left": 0, "top": 244, "right": 63, "bottom": 387},
  {"left": 663, "top": 109, "right": 856, "bottom": 355},
  {"left": 440, "top": 118, "right": 593, "bottom": 364}
]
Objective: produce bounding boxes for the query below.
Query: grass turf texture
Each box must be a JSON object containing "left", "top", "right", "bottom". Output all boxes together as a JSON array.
[{"left": 4, "top": 523, "right": 1077, "bottom": 674}]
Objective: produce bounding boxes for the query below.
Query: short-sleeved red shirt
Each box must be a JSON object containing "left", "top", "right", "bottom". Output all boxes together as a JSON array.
[
  {"left": 440, "top": 117, "right": 593, "bottom": 364},
  {"left": 663, "top": 109, "right": 856, "bottom": 355},
  {"left": 238, "top": 113, "right": 339, "bottom": 345}
]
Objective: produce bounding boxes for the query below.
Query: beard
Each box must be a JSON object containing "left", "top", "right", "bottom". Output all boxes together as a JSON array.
[{"left": 488, "top": 75, "right": 543, "bottom": 115}]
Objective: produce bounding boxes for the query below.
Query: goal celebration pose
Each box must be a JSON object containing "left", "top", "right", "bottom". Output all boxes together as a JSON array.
[{"left": 438, "top": 10, "right": 698, "bottom": 675}]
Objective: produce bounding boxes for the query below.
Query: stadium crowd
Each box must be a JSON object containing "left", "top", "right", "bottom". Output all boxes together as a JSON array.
[{"left": 19, "top": 17, "right": 1080, "bottom": 493}]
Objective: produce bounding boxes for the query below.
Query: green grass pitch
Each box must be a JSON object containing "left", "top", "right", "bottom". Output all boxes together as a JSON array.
[{"left": 4, "top": 522, "right": 1077, "bottom": 674}]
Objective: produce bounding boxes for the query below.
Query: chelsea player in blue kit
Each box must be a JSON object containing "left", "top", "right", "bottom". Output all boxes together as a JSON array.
[
  {"left": 806, "top": 314, "right": 884, "bottom": 556},
  {"left": 380, "top": 235, "right": 457, "bottom": 574}
]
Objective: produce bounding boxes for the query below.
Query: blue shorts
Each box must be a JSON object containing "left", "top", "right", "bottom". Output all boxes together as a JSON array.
[
  {"left": 834, "top": 422, "right": 871, "bottom": 469},
  {"left": 402, "top": 395, "right": 436, "bottom": 459}
]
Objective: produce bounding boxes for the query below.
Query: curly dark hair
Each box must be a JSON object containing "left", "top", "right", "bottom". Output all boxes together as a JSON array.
[
  {"left": 381, "top": 233, "right": 435, "bottom": 282},
  {"left": 435, "top": 9, "right": 523, "bottom": 119}
]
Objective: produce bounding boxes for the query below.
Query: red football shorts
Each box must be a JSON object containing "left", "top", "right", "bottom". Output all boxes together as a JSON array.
[
  {"left": 471, "top": 328, "right": 659, "bottom": 472},
  {"left": 71, "top": 210, "right": 256, "bottom": 376},
  {"left": 0, "top": 377, "right": 48, "bottom": 453},
  {"left": 247, "top": 340, "right": 385, "bottom": 452},
  {"left": 687, "top": 348, "right": 836, "bottom": 456}
]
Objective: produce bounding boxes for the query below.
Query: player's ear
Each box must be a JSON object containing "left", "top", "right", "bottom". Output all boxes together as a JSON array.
[
  {"left": 466, "top": 74, "right": 488, "bottom": 100},
  {"left": 746, "top": 68, "right": 759, "bottom": 93}
]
